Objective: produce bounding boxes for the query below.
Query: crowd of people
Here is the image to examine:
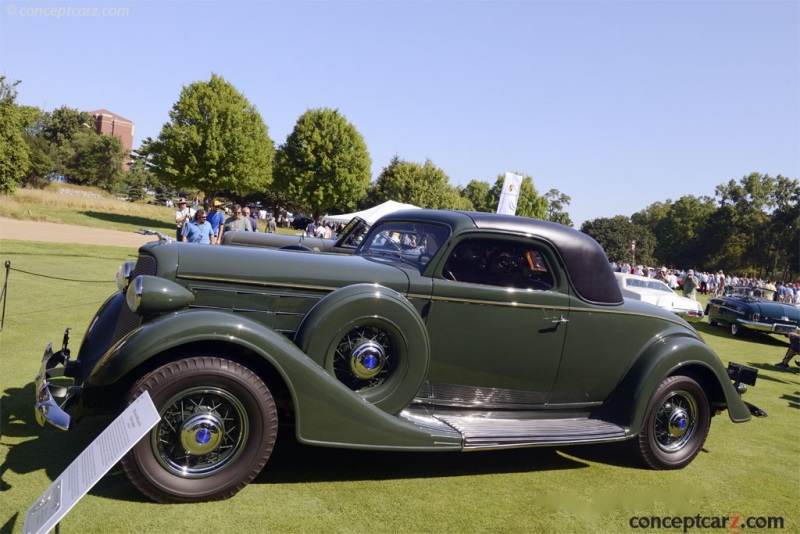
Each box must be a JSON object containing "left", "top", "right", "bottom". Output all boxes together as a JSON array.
[
  {"left": 174, "top": 198, "right": 348, "bottom": 244},
  {"left": 612, "top": 262, "right": 800, "bottom": 303}
]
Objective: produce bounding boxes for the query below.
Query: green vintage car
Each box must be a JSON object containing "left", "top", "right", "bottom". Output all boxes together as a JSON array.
[{"left": 34, "top": 210, "right": 763, "bottom": 503}]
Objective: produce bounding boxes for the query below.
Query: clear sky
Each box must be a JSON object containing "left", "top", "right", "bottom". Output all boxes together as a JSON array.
[{"left": 1, "top": 0, "right": 798, "bottom": 227}]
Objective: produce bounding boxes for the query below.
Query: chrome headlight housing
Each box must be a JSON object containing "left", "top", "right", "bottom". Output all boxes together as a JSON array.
[
  {"left": 116, "top": 261, "right": 137, "bottom": 292},
  {"left": 126, "top": 275, "right": 194, "bottom": 314}
]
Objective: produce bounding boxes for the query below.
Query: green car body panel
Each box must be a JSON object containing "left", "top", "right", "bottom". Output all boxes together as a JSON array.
[{"left": 33, "top": 209, "right": 761, "bottom": 503}]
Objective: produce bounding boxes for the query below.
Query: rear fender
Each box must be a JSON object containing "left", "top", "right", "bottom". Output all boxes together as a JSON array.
[
  {"left": 85, "top": 309, "right": 458, "bottom": 450},
  {"left": 606, "top": 334, "right": 751, "bottom": 434}
]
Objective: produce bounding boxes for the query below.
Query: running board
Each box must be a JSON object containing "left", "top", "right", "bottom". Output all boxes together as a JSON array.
[{"left": 435, "top": 414, "right": 627, "bottom": 450}]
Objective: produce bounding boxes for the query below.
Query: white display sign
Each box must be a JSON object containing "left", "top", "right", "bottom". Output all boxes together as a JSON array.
[
  {"left": 24, "top": 392, "right": 160, "bottom": 534},
  {"left": 496, "top": 171, "right": 523, "bottom": 215}
]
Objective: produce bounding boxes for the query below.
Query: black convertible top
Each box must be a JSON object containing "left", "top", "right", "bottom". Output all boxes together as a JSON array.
[{"left": 377, "top": 210, "right": 623, "bottom": 305}]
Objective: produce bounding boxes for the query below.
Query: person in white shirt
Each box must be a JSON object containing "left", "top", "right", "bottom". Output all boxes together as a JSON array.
[{"left": 174, "top": 198, "right": 195, "bottom": 241}]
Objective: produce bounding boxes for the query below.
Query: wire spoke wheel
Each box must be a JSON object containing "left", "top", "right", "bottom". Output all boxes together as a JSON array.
[
  {"left": 637, "top": 375, "right": 710, "bottom": 469},
  {"left": 154, "top": 387, "right": 248, "bottom": 478},
  {"left": 333, "top": 325, "right": 396, "bottom": 392},
  {"left": 652, "top": 390, "right": 697, "bottom": 453}
]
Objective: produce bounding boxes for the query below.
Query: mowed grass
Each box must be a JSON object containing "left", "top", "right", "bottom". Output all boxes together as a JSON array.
[
  {"left": 0, "top": 185, "right": 307, "bottom": 235},
  {"left": 1, "top": 240, "right": 798, "bottom": 534}
]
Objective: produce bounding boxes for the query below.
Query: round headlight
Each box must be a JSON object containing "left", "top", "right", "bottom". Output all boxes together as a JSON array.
[
  {"left": 116, "top": 261, "right": 136, "bottom": 292},
  {"left": 126, "top": 275, "right": 143, "bottom": 312}
]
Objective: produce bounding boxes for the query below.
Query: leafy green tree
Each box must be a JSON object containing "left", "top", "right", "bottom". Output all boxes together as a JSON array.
[
  {"left": 0, "top": 76, "right": 31, "bottom": 194},
  {"left": 150, "top": 74, "right": 274, "bottom": 202},
  {"left": 274, "top": 108, "right": 371, "bottom": 220},
  {"left": 544, "top": 189, "right": 573, "bottom": 227},
  {"left": 652, "top": 195, "right": 715, "bottom": 269},
  {"left": 461, "top": 179, "right": 493, "bottom": 212},
  {"left": 67, "top": 129, "right": 127, "bottom": 190},
  {"left": 581, "top": 215, "right": 656, "bottom": 266},
  {"left": 20, "top": 106, "right": 58, "bottom": 188},
  {"left": 369, "top": 156, "right": 469, "bottom": 210}
]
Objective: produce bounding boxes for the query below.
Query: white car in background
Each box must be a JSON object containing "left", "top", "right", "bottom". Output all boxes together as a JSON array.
[{"left": 614, "top": 272, "right": 704, "bottom": 323}]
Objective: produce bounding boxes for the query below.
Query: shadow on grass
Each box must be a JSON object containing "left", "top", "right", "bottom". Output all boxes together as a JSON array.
[
  {"left": 693, "top": 322, "right": 790, "bottom": 348},
  {"left": 80, "top": 210, "right": 173, "bottom": 231},
  {"left": 779, "top": 392, "right": 800, "bottom": 409}
]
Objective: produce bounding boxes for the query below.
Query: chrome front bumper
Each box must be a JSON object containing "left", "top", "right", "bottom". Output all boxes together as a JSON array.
[
  {"left": 737, "top": 319, "right": 799, "bottom": 335},
  {"left": 34, "top": 342, "right": 79, "bottom": 431},
  {"left": 672, "top": 309, "right": 704, "bottom": 323}
]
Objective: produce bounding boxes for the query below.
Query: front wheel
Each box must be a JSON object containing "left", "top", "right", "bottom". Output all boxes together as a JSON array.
[
  {"left": 636, "top": 375, "right": 710, "bottom": 469},
  {"left": 121, "top": 357, "right": 278, "bottom": 503}
]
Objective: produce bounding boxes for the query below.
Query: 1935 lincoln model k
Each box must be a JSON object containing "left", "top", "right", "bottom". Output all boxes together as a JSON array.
[{"left": 34, "top": 210, "right": 763, "bottom": 503}]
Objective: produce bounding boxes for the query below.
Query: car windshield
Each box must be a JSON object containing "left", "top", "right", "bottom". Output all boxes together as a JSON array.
[
  {"left": 357, "top": 221, "right": 450, "bottom": 270},
  {"left": 725, "top": 285, "right": 778, "bottom": 301},
  {"left": 625, "top": 277, "right": 673, "bottom": 293}
]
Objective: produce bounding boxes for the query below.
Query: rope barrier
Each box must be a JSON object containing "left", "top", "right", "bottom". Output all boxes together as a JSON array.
[
  {"left": 7, "top": 265, "right": 109, "bottom": 283},
  {"left": 0, "top": 261, "right": 111, "bottom": 331}
]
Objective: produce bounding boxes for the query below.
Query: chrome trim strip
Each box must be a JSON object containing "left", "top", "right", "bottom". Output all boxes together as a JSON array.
[{"left": 178, "top": 274, "right": 339, "bottom": 292}]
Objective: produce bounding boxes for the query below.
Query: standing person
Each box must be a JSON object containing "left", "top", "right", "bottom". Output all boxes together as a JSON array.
[
  {"left": 682, "top": 269, "right": 699, "bottom": 300},
  {"left": 305, "top": 219, "right": 316, "bottom": 237},
  {"left": 242, "top": 206, "right": 258, "bottom": 232},
  {"left": 206, "top": 200, "right": 225, "bottom": 244},
  {"left": 218, "top": 204, "right": 252, "bottom": 243},
  {"left": 174, "top": 198, "right": 195, "bottom": 241},
  {"left": 181, "top": 209, "right": 213, "bottom": 244},
  {"left": 775, "top": 332, "right": 800, "bottom": 370},
  {"left": 267, "top": 216, "right": 277, "bottom": 233}
]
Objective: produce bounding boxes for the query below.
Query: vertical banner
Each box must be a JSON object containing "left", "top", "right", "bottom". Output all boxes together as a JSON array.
[{"left": 496, "top": 172, "right": 523, "bottom": 215}]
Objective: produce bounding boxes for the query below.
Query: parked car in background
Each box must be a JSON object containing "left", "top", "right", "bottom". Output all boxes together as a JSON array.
[
  {"left": 291, "top": 214, "right": 314, "bottom": 230},
  {"left": 614, "top": 273, "right": 704, "bottom": 323},
  {"left": 222, "top": 215, "right": 368, "bottom": 252},
  {"left": 706, "top": 285, "right": 800, "bottom": 337},
  {"left": 34, "top": 210, "right": 762, "bottom": 504}
]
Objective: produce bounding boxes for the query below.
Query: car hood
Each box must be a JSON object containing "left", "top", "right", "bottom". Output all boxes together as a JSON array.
[{"left": 166, "top": 242, "right": 411, "bottom": 294}]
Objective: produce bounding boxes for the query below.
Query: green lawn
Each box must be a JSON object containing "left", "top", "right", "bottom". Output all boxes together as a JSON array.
[{"left": 1, "top": 241, "right": 798, "bottom": 533}]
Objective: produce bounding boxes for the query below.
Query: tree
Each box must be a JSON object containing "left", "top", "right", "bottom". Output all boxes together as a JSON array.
[
  {"left": 274, "top": 108, "right": 371, "bottom": 220},
  {"left": 652, "top": 195, "right": 715, "bottom": 269},
  {"left": 150, "top": 74, "right": 274, "bottom": 202},
  {"left": 368, "top": 156, "right": 470, "bottom": 210},
  {"left": 581, "top": 215, "right": 656, "bottom": 266},
  {"left": 0, "top": 76, "right": 31, "bottom": 194},
  {"left": 67, "top": 128, "right": 127, "bottom": 190},
  {"left": 544, "top": 189, "right": 573, "bottom": 227},
  {"left": 461, "top": 179, "right": 494, "bottom": 212}
]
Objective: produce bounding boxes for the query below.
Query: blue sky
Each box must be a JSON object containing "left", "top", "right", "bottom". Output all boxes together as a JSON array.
[{"left": 1, "top": 0, "right": 798, "bottom": 227}]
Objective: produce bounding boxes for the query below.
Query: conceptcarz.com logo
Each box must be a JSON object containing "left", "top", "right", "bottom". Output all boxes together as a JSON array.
[{"left": 629, "top": 512, "right": 785, "bottom": 532}]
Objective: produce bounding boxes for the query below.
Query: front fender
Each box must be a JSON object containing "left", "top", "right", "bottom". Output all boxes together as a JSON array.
[
  {"left": 85, "top": 309, "right": 460, "bottom": 450},
  {"left": 606, "top": 333, "right": 751, "bottom": 434}
]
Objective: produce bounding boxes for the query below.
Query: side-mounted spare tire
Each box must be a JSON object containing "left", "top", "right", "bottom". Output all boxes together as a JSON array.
[{"left": 295, "top": 284, "right": 430, "bottom": 414}]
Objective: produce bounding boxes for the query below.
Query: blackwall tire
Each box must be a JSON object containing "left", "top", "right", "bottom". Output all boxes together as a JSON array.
[
  {"left": 295, "top": 285, "right": 429, "bottom": 414},
  {"left": 636, "top": 375, "right": 710, "bottom": 470},
  {"left": 121, "top": 357, "right": 278, "bottom": 503}
]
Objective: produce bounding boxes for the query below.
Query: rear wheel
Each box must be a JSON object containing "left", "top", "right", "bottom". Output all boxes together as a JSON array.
[
  {"left": 121, "top": 357, "right": 278, "bottom": 503},
  {"left": 731, "top": 323, "right": 742, "bottom": 336},
  {"left": 636, "top": 375, "right": 710, "bottom": 469}
]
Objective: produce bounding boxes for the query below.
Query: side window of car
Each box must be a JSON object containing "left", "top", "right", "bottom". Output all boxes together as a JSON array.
[{"left": 441, "top": 238, "right": 554, "bottom": 291}]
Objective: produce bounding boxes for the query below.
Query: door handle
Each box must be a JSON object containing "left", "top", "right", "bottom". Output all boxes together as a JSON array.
[{"left": 551, "top": 315, "right": 569, "bottom": 324}]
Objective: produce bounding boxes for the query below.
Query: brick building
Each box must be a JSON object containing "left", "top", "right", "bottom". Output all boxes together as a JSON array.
[{"left": 87, "top": 109, "right": 134, "bottom": 168}]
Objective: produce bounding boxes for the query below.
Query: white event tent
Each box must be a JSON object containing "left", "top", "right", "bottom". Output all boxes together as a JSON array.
[{"left": 324, "top": 200, "right": 421, "bottom": 225}]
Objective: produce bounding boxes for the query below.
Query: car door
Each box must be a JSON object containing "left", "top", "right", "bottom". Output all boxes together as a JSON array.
[{"left": 422, "top": 236, "right": 569, "bottom": 407}]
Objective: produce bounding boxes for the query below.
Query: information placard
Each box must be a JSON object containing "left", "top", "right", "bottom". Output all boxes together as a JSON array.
[{"left": 24, "top": 392, "right": 160, "bottom": 534}]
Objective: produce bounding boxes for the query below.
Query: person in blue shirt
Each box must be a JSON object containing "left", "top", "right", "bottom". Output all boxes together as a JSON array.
[
  {"left": 182, "top": 209, "right": 214, "bottom": 244},
  {"left": 206, "top": 200, "right": 225, "bottom": 244}
]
